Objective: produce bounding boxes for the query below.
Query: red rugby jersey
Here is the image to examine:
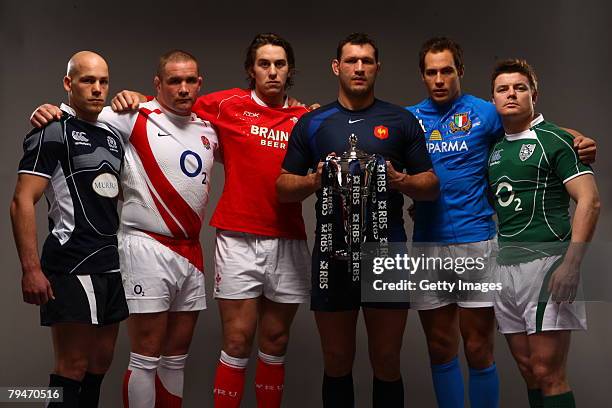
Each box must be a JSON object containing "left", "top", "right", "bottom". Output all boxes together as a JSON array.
[{"left": 192, "top": 88, "right": 308, "bottom": 239}]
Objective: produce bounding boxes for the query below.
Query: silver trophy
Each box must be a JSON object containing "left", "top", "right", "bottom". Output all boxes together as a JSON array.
[{"left": 325, "top": 134, "right": 378, "bottom": 260}]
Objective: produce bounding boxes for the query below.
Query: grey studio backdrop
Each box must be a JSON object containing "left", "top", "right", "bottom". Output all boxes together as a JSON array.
[{"left": 1, "top": 0, "right": 611, "bottom": 407}]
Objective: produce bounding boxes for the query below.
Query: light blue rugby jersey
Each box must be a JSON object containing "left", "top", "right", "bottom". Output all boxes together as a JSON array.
[{"left": 406, "top": 94, "right": 502, "bottom": 243}]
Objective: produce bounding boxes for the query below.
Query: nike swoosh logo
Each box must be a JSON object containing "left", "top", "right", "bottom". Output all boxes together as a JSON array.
[
  {"left": 348, "top": 119, "right": 364, "bottom": 124},
  {"left": 158, "top": 132, "right": 172, "bottom": 137}
]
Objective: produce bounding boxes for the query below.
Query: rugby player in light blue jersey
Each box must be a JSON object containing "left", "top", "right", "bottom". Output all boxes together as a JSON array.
[{"left": 405, "top": 37, "right": 596, "bottom": 408}]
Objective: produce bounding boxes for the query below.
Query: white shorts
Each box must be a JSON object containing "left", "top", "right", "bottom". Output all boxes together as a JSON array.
[
  {"left": 214, "top": 230, "right": 310, "bottom": 303},
  {"left": 410, "top": 238, "right": 497, "bottom": 311},
  {"left": 494, "top": 255, "right": 587, "bottom": 335},
  {"left": 119, "top": 231, "right": 206, "bottom": 313}
]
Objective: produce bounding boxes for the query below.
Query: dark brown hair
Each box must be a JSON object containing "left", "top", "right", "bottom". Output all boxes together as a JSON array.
[
  {"left": 418, "top": 37, "right": 464, "bottom": 76},
  {"left": 244, "top": 33, "right": 296, "bottom": 89},
  {"left": 491, "top": 58, "right": 538, "bottom": 94},
  {"left": 336, "top": 32, "right": 379, "bottom": 62}
]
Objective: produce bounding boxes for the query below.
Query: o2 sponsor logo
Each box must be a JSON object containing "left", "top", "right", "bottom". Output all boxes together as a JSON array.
[{"left": 180, "top": 150, "right": 207, "bottom": 184}]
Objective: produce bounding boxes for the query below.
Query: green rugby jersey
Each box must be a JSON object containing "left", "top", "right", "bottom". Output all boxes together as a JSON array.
[{"left": 487, "top": 115, "right": 593, "bottom": 264}]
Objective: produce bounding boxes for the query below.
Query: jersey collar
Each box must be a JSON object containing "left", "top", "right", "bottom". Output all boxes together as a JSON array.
[
  {"left": 251, "top": 90, "right": 289, "bottom": 108},
  {"left": 504, "top": 114, "right": 544, "bottom": 141}
]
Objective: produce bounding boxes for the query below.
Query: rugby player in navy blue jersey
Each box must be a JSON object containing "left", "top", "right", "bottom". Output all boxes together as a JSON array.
[
  {"left": 406, "top": 37, "right": 597, "bottom": 408},
  {"left": 10, "top": 51, "right": 127, "bottom": 408},
  {"left": 277, "top": 33, "right": 439, "bottom": 408}
]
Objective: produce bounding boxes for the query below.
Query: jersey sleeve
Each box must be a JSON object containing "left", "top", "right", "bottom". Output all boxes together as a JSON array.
[
  {"left": 544, "top": 129, "right": 594, "bottom": 183},
  {"left": 98, "top": 107, "right": 135, "bottom": 144},
  {"left": 401, "top": 112, "right": 432, "bottom": 174},
  {"left": 18, "top": 121, "right": 64, "bottom": 179},
  {"left": 478, "top": 99, "right": 503, "bottom": 144},
  {"left": 281, "top": 116, "right": 314, "bottom": 175}
]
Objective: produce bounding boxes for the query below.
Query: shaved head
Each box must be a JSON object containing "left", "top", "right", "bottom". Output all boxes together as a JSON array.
[{"left": 67, "top": 51, "right": 108, "bottom": 77}]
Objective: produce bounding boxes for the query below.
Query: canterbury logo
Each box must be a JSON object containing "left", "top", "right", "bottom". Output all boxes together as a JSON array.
[{"left": 71, "top": 131, "right": 89, "bottom": 142}]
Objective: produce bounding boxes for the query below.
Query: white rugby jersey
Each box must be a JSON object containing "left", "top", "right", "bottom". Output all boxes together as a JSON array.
[{"left": 99, "top": 99, "right": 217, "bottom": 242}]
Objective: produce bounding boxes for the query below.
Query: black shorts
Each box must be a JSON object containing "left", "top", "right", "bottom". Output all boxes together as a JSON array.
[
  {"left": 41, "top": 272, "right": 129, "bottom": 327},
  {"left": 310, "top": 249, "right": 411, "bottom": 312}
]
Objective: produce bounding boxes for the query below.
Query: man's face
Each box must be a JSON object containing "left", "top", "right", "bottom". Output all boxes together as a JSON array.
[
  {"left": 155, "top": 60, "right": 202, "bottom": 115},
  {"left": 64, "top": 57, "right": 109, "bottom": 118},
  {"left": 333, "top": 43, "right": 379, "bottom": 97},
  {"left": 492, "top": 72, "right": 536, "bottom": 121},
  {"left": 422, "top": 50, "right": 461, "bottom": 105},
  {"left": 250, "top": 44, "right": 290, "bottom": 99}
]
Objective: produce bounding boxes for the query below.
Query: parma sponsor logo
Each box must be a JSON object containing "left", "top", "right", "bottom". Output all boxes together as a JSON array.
[
  {"left": 250, "top": 125, "right": 289, "bottom": 149},
  {"left": 92, "top": 173, "right": 119, "bottom": 198},
  {"left": 427, "top": 140, "right": 469, "bottom": 154}
]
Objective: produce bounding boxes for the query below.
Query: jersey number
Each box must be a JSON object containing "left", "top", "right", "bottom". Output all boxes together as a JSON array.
[
  {"left": 496, "top": 182, "right": 522, "bottom": 212},
  {"left": 180, "top": 150, "right": 207, "bottom": 184}
]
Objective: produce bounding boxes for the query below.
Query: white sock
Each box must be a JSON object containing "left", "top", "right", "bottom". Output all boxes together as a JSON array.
[
  {"left": 126, "top": 352, "right": 160, "bottom": 408},
  {"left": 157, "top": 354, "right": 188, "bottom": 398},
  {"left": 220, "top": 350, "right": 249, "bottom": 369},
  {"left": 258, "top": 350, "right": 285, "bottom": 365}
]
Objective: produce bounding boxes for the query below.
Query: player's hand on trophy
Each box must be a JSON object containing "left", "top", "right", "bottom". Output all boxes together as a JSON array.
[
  {"left": 111, "top": 90, "right": 146, "bottom": 112},
  {"left": 311, "top": 161, "right": 325, "bottom": 189},
  {"left": 573, "top": 135, "right": 596, "bottom": 164},
  {"left": 548, "top": 261, "right": 580, "bottom": 303},
  {"left": 386, "top": 161, "right": 407, "bottom": 190},
  {"left": 22, "top": 268, "right": 54, "bottom": 305},
  {"left": 30, "top": 104, "right": 62, "bottom": 128}
]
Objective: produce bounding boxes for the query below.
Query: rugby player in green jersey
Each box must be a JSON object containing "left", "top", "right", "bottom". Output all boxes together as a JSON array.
[{"left": 488, "top": 59, "right": 600, "bottom": 408}]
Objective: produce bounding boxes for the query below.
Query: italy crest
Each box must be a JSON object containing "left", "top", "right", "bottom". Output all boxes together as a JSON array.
[
  {"left": 519, "top": 144, "right": 536, "bottom": 161},
  {"left": 449, "top": 112, "right": 472, "bottom": 133}
]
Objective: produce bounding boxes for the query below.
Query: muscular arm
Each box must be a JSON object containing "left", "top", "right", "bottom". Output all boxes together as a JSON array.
[
  {"left": 276, "top": 164, "right": 322, "bottom": 203},
  {"left": 387, "top": 163, "right": 439, "bottom": 201},
  {"left": 548, "top": 174, "right": 600, "bottom": 302},
  {"left": 10, "top": 174, "right": 54, "bottom": 305}
]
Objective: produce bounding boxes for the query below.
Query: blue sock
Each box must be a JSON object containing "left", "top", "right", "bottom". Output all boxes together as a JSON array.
[
  {"left": 431, "top": 356, "right": 464, "bottom": 408},
  {"left": 469, "top": 363, "right": 500, "bottom": 408}
]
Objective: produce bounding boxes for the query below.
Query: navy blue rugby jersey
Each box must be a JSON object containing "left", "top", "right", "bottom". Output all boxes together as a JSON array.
[
  {"left": 18, "top": 104, "right": 123, "bottom": 275},
  {"left": 282, "top": 99, "right": 432, "bottom": 241}
]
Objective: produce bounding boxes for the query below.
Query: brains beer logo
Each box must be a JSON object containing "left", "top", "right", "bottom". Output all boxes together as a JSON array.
[{"left": 373, "top": 125, "right": 389, "bottom": 140}]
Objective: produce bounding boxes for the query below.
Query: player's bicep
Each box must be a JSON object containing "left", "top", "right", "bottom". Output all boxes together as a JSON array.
[
  {"left": 282, "top": 119, "right": 314, "bottom": 176},
  {"left": 564, "top": 173, "right": 598, "bottom": 204},
  {"left": 19, "top": 123, "right": 63, "bottom": 178},
  {"left": 14, "top": 173, "right": 50, "bottom": 204},
  {"left": 549, "top": 132, "right": 593, "bottom": 183},
  {"left": 403, "top": 119, "right": 432, "bottom": 175}
]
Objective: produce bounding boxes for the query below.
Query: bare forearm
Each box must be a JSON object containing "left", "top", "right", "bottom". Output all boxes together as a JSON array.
[
  {"left": 10, "top": 198, "right": 42, "bottom": 274},
  {"left": 276, "top": 173, "right": 319, "bottom": 203},
  {"left": 392, "top": 170, "right": 439, "bottom": 201},
  {"left": 565, "top": 196, "right": 601, "bottom": 265}
]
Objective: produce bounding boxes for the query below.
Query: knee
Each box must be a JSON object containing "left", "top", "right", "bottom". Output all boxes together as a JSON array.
[
  {"left": 463, "top": 336, "right": 493, "bottom": 367},
  {"left": 56, "top": 354, "right": 89, "bottom": 380},
  {"left": 88, "top": 348, "right": 116, "bottom": 374},
  {"left": 259, "top": 329, "right": 290, "bottom": 356},
  {"left": 224, "top": 332, "right": 253, "bottom": 358},
  {"left": 530, "top": 358, "right": 565, "bottom": 391},
  {"left": 427, "top": 333, "right": 458, "bottom": 364},
  {"left": 322, "top": 347, "right": 355, "bottom": 376},
  {"left": 370, "top": 349, "right": 401, "bottom": 380}
]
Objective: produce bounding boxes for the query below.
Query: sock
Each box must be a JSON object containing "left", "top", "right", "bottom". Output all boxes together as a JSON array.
[
  {"left": 469, "top": 363, "right": 500, "bottom": 408},
  {"left": 528, "top": 389, "right": 544, "bottom": 408},
  {"left": 322, "top": 372, "right": 354, "bottom": 408},
  {"left": 48, "top": 374, "right": 81, "bottom": 407},
  {"left": 122, "top": 352, "right": 160, "bottom": 408},
  {"left": 155, "top": 354, "right": 188, "bottom": 408},
  {"left": 543, "top": 391, "right": 576, "bottom": 408},
  {"left": 213, "top": 350, "right": 249, "bottom": 408},
  {"left": 255, "top": 350, "right": 285, "bottom": 408},
  {"left": 372, "top": 376, "right": 404, "bottom": 408},
  {"left": 431, "top": 356, "right": 465, "bottom": 408},
  {"left": 77, "top": 371, "right": 105, "bottom": 407}
]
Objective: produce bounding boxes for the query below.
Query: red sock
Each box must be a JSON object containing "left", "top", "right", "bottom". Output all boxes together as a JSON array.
[
  {"left": 155, "top": 373, "right": 183, "bottom": 408},
  {"left": 255, "top": 351, "right": 285, "bottom": 408},
  {"left": 155, "top": 354, "right": 187, "bottom": 408},
  {"left": 213, "top": 351, "right": 248, "bottom": 408}
]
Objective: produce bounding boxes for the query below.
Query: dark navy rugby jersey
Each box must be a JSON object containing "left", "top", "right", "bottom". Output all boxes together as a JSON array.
[
  {"left": 18, "top": 104, "right": 123, "bottom": 275},
  {"left": 282, "top": 99, "right": 432, "bottom": 241}
]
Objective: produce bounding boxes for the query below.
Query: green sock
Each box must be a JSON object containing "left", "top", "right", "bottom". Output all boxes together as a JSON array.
[
  {"left": 543, "top": 391, "right": 576, "bottom": 408},
  {"left": 528, "top": 388, "right": 544, "bottom": 408}
]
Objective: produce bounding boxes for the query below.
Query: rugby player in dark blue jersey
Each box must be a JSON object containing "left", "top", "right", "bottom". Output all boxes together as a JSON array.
[
  {"left": 277, "top": 33, "right": 439, "bottom": 408},
  {"left": 10, "top": 51, "right": 127, "bottom": 408},
  {"left": 406, "top": 37, "right": 597, "bottom": 408}
]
